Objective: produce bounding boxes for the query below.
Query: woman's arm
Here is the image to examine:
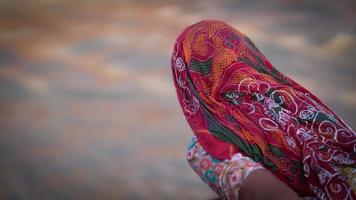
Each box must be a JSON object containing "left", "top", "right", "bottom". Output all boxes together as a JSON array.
[{"left": 240, "top": 169, "right": 299, "bottom": 200}]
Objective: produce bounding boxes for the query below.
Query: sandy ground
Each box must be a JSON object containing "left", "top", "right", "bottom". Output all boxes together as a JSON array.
[{"left": 0, "top": 0, "right": 355, "bottom": 199}]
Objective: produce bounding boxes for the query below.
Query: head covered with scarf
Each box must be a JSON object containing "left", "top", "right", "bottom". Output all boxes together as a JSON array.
[{"left": 171, "top": 20, "right": 355, "bottom": 199}]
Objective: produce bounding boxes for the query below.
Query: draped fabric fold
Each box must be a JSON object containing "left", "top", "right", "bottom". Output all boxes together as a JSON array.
[{"left": 171, "top": 20, "right": 355, "bottom": 199}]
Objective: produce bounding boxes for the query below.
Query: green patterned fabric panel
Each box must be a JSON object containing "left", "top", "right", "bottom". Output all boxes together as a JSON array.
[{"left": 190, "top": 58, "right": 212, "bottom": 75}]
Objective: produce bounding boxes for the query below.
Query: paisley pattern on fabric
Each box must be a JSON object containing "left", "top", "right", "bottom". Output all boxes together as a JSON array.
[
  {"left": 171, "top": 20, "right": 355, "bottom": 199},
  {"left": 187, "top": 136, "right": 319, "bottom": 200}
]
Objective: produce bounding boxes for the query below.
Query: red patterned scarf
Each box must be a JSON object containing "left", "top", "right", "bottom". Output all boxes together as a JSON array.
[{"left": 171, "top": 20, "right": 355, "bottom": 199}]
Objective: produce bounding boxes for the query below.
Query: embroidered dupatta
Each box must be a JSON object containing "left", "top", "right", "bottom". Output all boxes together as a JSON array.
[{"left": 171, "top": 20, "right": 355, "bottom": 199}]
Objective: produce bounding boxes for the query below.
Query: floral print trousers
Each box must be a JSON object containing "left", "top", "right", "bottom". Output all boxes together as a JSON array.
[
  {"left": 187, "top": 136, "right": 263, "bottom": 200},
  {"left": 187, "top": 136, "right": 318, "bottom": 200}
]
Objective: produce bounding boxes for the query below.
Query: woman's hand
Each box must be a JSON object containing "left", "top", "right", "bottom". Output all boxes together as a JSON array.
[{"left": 240, "top": 169, "right": 299, "bottom": 200}]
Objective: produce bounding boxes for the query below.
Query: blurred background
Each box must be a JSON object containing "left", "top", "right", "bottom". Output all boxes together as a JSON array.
[{"left": 0, "top": 0, "right": 355, "bottom": 199}]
